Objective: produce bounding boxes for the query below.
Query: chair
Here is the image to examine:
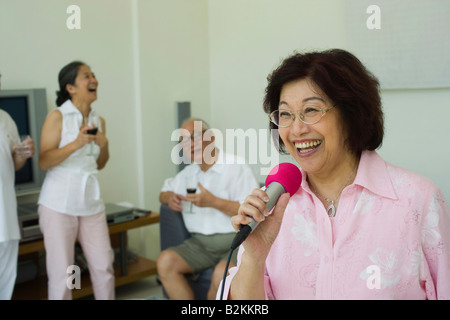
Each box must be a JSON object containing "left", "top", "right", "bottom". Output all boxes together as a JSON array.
[{"left": 158, "top": 204, "right": 213, "bottom": 300}]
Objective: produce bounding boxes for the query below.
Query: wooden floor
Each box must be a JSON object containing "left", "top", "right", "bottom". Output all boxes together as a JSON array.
[{"left": 12, "top": 256, "right": 157, "bottom": 300}]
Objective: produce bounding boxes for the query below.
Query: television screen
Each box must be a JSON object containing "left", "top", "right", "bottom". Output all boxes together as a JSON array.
[{"left": 0, "top": 88, "right": 47, "bottom": 195}]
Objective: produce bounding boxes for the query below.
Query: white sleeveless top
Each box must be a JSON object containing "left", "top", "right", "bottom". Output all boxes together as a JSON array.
[{"left": 38, "top": 100, "right": 105, "bottom": 216}]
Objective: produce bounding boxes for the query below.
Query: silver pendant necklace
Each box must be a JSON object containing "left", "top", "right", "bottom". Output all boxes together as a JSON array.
[
  {"left": 310, "top": 166, "right": 356, "bottom": 218},
  {"left": 325, "top": 199, "right": 337, "bottom": 217}
]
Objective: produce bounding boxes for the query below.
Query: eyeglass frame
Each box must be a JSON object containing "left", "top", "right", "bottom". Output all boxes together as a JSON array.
[
  {"left": 268, "top": 105, "right": 336, "bottom": 127},
  {"left": 178, "top": 129, "right": 208, "bottom": 145}
]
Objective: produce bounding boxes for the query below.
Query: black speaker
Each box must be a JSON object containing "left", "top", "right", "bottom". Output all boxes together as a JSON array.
[{"left": 175, "top": 102, "right": 191, "bottom": 172}]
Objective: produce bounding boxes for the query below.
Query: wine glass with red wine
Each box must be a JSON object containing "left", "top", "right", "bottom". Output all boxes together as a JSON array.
[
  {"left": 185, "top": 175, "right": 197, "bottom": 213},
  {"left": 85, "top": 114, "right": 99, "bottom": 156}
]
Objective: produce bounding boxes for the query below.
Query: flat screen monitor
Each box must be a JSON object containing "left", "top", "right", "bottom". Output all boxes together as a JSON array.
[{"left": 0, "top": 88, "right": 47, "bottom": 195}]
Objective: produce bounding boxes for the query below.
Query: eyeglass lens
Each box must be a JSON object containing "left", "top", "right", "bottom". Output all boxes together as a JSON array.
[{"left": 272, "top": 105, "right": 325, "bottom": 126}]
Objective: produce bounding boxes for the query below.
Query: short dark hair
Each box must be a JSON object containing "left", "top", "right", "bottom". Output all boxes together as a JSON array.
[
  {"left": 263, "top": 49, "right": 384, "bottom": 156},
  {"left": 56, "top": 61, "right": 86, "bottom": 106}
]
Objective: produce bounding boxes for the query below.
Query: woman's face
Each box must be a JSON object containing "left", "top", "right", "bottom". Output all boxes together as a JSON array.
[
  {"left": 67, "top": 65, "right": 98, "bottom": 104},
  {"left": 278, "top": 78, "right": 349, "bottom": 176}
]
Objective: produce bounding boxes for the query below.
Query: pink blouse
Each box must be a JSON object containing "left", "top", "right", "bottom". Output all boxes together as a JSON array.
[{"left": 220, "top": 151, "right": 450, "bottom": 300}]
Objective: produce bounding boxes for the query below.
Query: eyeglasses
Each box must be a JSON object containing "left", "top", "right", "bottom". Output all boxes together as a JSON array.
[
  {"left": 269, "top": 105, "right": 335, "bottom": 127},
  {"left": 178, "top": 130, "right": 207, "bottom": 145}
]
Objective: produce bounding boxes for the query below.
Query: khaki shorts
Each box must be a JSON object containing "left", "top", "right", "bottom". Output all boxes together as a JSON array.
[{"left": 169, "top": 233, "right": 238, "bottom": 278}]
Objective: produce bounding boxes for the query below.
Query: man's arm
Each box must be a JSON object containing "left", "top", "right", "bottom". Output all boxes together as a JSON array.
[{"left": 186, "top": 183, "right": 240, "bottom": 217}]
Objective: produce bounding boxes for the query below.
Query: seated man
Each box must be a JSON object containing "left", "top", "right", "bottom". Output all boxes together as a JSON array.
[{"left": 157, "top": 118, "right": 259, "bottom": 300}]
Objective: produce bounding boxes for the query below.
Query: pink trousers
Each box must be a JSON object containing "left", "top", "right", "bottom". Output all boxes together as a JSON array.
[{"left": 38, "top": 205, "right": 115, "bottom": 300}]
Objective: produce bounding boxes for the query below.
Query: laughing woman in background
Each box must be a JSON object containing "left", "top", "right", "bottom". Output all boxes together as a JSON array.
[{"left": 37, "top": 61, "right": 114, "bottom": 300}]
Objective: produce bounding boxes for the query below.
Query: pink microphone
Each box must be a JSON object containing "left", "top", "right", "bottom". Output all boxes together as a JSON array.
[
  {"left": 264, "top": 162, "right": 302, "bottom": 210},
  {"left": 231, "top": 163, "right": 302, "bottom": 249}
]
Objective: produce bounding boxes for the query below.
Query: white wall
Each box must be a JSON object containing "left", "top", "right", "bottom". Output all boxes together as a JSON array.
[
  {"left": 1, "top": 0, "right": 449, "bottom": 261},
  {"left": 136, "top": 0, "right": 210, "bottom": 258}
]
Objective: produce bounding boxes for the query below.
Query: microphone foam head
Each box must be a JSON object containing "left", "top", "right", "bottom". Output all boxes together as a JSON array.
[{"left": 265, "top": 163, "right": 302, "bottom": 195}]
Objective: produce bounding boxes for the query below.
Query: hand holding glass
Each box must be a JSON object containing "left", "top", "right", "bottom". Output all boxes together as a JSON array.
[
  {"left": 14, "top": 135, "right": 32, "bottom": 158},
  {"left": 85, "top": 115, "right": 99, "bottom": 156}
]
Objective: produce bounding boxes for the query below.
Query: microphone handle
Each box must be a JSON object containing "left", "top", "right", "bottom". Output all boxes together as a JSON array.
[
  {"left": 232, "top": 182, "right": 286, "bottom": 249},
  {"left": 247, "top": 181, "right": 286, "bottom": 230},
  {"left": 265, "top": 181, "right": 286, "bottom": 212}
]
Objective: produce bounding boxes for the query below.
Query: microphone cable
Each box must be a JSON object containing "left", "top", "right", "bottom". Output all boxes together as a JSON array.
[{"left": 219, "top": 225, "right": 252, "bottom": 300}]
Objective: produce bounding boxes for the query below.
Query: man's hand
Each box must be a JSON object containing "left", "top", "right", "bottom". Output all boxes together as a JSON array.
[
  {"left": 12, "top": 136, "right": 35, "bottom": 171},
  {"left": 161, "top": 191, "right": 187, "bottom": 212},
  {"left": 185, "top": 183, "right": 216, "bottom": 208}
]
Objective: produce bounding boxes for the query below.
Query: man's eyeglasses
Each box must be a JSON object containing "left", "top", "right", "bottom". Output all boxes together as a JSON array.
[{"left": 178, "top": 130, "right": 207, "bottom": 145}]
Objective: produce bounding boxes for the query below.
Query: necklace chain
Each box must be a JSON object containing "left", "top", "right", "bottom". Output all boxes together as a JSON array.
[{"left": 309, "top": 166, "right": 356, "bottom": 217}]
